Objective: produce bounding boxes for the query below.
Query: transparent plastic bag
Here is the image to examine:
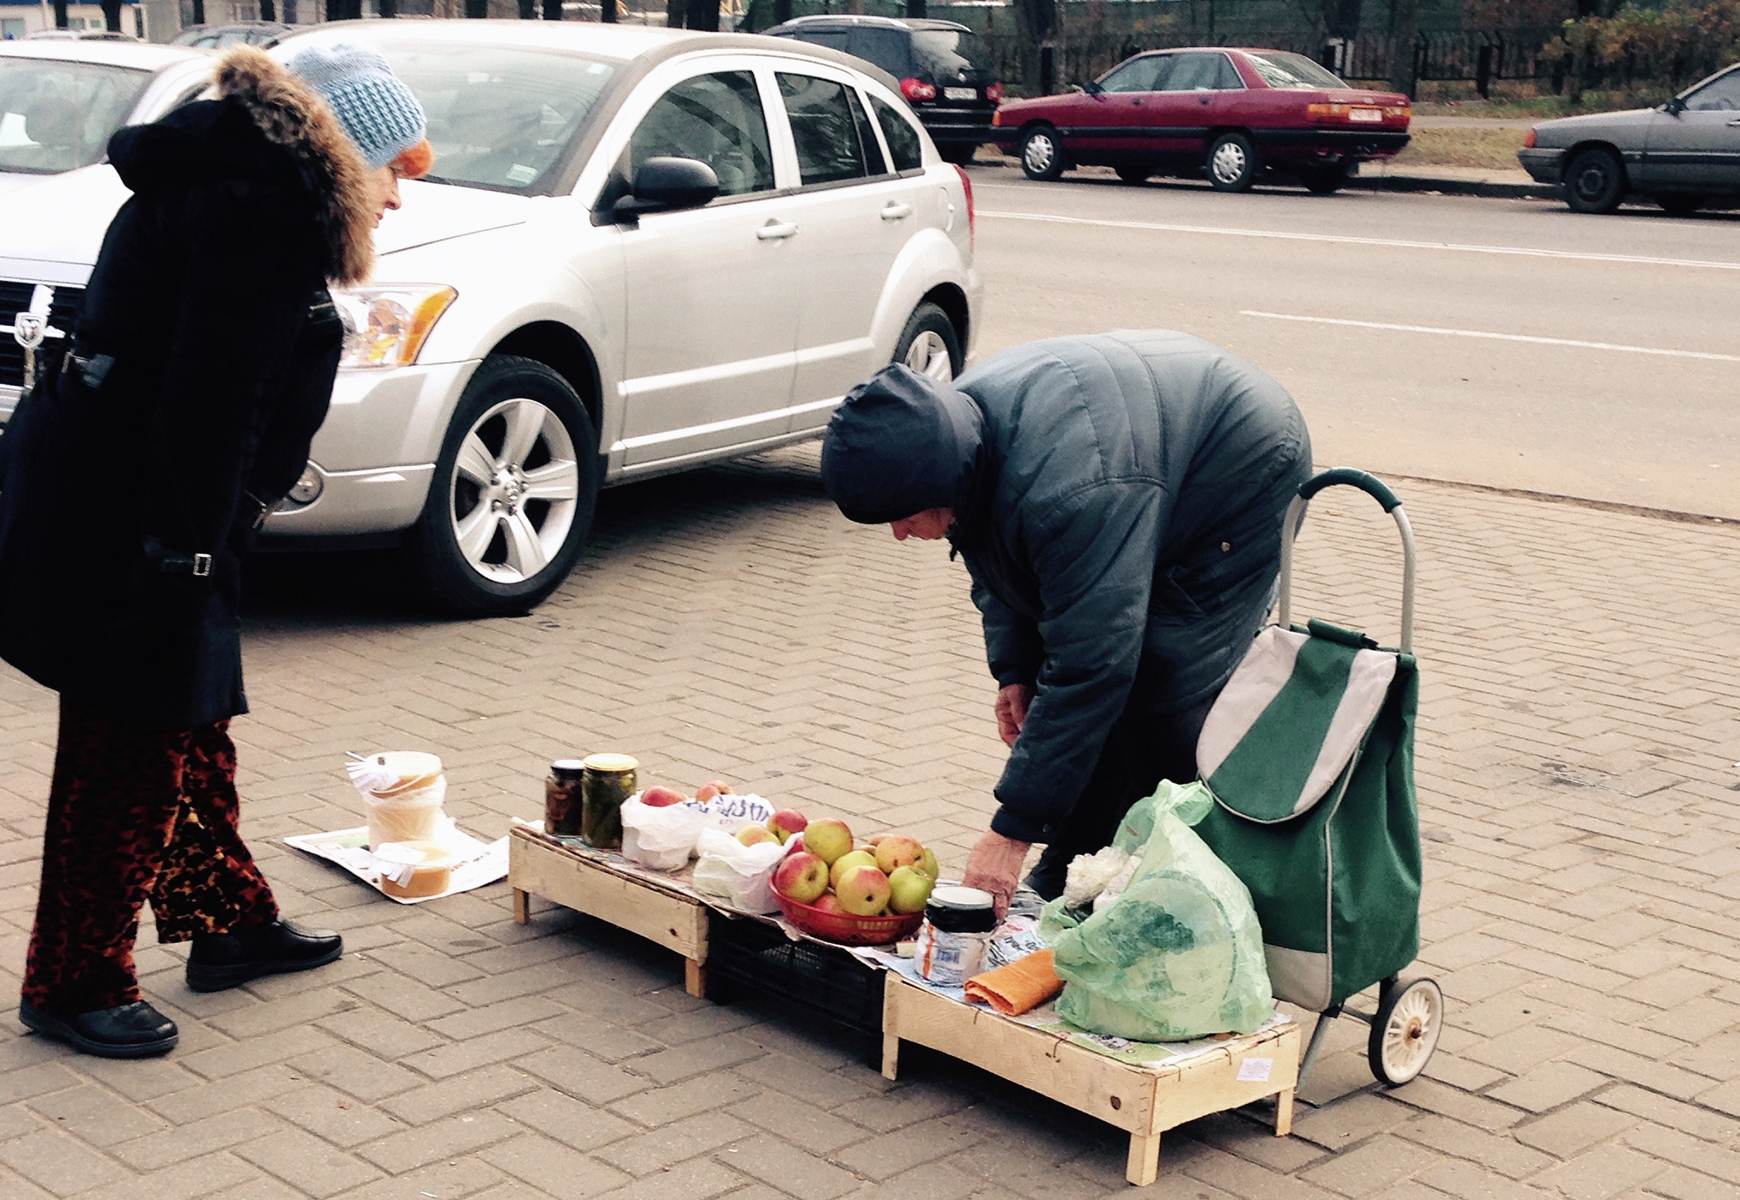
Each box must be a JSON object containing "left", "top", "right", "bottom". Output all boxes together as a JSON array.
[
  {"left": 619, "top": 796, "right": 710, "bottom": 871},
  {"left": 690, "top": 829, "right": 787, "bottom": 913},
  {"left": 1039, "top": 781, "right": 1273, "bottom": 1042}
]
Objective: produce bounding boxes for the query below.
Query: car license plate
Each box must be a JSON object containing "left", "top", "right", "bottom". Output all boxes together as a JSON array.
[
  {"left": 944, "top": 87, "right": 977, "bottom": 101},
  {"left": 1349, "top": 108, "right": 1382, "bottom": 123}
]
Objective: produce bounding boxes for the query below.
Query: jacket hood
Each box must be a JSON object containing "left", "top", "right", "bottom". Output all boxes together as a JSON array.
[
  {"left": 106, "top": 46, "right": 375, "bottom": 284},
  {"left": 820, "top": 364, "right": 984, "bottom": 525}
]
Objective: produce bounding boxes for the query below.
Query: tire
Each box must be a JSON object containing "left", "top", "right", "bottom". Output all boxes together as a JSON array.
[
  {"left": 1300, "top": 165, "right": 1346, "bottom": 194},
  {"left": 1019, "top": 125, "right": 1066, "bottom": 182},
  {"left": 1368, "top": 977, "right": 1444, "bottom": 1086},
  {"left": 1114, "top": 163, "right": 1153, "bottom": 184},
  {"left": 1563, "top": 146, "right": 1626, "bottom": 214},
  {"left": 892, "top": 301, "right": 962, "bottom": 381},
  {"left": 938, "top": 142, "right": 979, "bottom": 165},
  {"left": 1206, "top": 131, "right": 1258, "bottom": 192},
  {"left": 408, "top": 355, "right": 601, "bottom": 618},
  {"left": 1654, "top": 193, "right": 1704, "bottom": 215}
]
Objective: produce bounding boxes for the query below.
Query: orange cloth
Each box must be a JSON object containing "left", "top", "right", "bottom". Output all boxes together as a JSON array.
[{"left": 963, "top": 949, "right": 1064, "bottom": 1016}]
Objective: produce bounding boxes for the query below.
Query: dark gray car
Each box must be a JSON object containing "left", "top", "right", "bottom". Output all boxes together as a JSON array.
[{"left": 1519, "top": 62, "right": 1740, "bottom": 214}]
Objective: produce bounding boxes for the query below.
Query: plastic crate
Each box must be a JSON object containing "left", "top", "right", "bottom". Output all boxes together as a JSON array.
[{"left": 704, "top": 910, "right": 886, "bottom": 1037}]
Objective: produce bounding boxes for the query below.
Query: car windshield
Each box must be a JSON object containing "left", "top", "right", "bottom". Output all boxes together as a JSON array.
[
  {"left": 378, "top": 42, "right": 616, "bottom": 193},
  {"left": 1244, "top": 51, "right": 1348, "bottom": 90},
  {"left": 911, "top": 29, "right": 995, "bottom": 84},
  {"left": 0, "top": 58, "right": 149, "bottom": 175}
]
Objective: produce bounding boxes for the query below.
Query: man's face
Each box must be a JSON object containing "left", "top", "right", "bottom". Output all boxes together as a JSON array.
[{"left": 890, "top": 508, "right": 954, "bottom": 541}]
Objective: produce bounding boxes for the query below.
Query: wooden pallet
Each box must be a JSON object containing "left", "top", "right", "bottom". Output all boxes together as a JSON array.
[
  {"left": 881, "top": 975, "right": 1299, "bottom": 1186},
  {"left": 507, "top": 824, "right": 710, "bottom": 998}
]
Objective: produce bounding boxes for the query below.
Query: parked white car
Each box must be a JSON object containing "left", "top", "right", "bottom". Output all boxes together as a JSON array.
[
  {"left": 0, "top": 39, "right": 212, "bottom": 195},
  {"left": 0, "top": 20, "right": 981, "bottom": 615}
]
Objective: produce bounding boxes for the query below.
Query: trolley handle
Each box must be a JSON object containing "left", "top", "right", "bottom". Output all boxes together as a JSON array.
[
  {"left": 1278, "top": 469, "right": 1416, "bottom": 655},
  {"left": 1298, "top": 468, "right": 1402, "bottom": 513}
]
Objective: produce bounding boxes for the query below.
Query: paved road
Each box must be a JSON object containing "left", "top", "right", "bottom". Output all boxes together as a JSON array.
[{"left": 962, "top": 163, "right": 1740, "bottom": 519}]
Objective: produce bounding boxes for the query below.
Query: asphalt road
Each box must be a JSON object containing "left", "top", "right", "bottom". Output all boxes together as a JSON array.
[{"left": 961, "top": 162, "right": 1740, "bottom": 520}]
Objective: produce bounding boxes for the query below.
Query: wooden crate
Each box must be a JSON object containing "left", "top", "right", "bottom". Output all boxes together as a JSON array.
[
  {"left": 881, "top": 975, "right": 1299, "bottom": 1186},
  {"left": 508, "top": 825, "right": 709, "bottom": 998}
]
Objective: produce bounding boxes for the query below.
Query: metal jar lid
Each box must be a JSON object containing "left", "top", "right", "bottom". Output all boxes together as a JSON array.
[
  {"left": 928, "top": 885, "right": 994, "bottom": 910},
  {"left": 582, "top": 753, "right": 639, "bottom": 773},
  {"left": 551, "top": 758, "right": 587, "bottom": 778}
]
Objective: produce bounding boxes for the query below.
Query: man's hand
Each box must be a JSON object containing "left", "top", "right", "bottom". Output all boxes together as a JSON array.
[
  {"left": 995, "top": 682, "right": 1034, "bottom": 748},
  {"left": 963, "top": 829, "right": 1031, "bottom": 920}
]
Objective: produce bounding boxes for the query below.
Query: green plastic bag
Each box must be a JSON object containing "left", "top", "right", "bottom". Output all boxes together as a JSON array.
[{"left": 1039, "top": 781, "right": 1273, "bottom": 1042}]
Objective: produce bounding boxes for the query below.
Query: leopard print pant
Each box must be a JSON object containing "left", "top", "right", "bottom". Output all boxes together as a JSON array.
[{"left": 23, "top": 702, "right": 279, "bottom": 1012}]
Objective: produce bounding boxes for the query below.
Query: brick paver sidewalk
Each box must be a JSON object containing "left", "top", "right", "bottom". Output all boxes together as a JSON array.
[{"left": 1, "top": 445, "right": 1736, "bottom": 1199}]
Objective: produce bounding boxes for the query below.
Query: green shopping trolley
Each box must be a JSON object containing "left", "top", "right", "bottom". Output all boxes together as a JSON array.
[{"left": 1193, "top": 468, "right": 1443, "bottom": 1087}]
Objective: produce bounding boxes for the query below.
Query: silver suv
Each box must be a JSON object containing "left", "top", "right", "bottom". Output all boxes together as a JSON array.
[{"left": 0, "top": 20, "right": 981, "bottom": 615}]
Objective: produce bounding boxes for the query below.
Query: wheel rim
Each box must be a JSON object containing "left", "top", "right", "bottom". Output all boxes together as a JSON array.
[
  {"left": 1380, "top": 983, "right": 1442, "bottom": 1084},
  {"left": 1024, "top": 133, "right": 1055, "bottom": 175},
  {"left": 1211, "top": 140, "right": 1247, "bottom": 185},
  {"left": 904, "top": 330, "right": 954, "bottom": 380},
  {"left": 448, "top": 396, "right": 580, "bottom": 585},
  {"left": 1572, "top": 160, "right": 1611, "bottom": 203}
]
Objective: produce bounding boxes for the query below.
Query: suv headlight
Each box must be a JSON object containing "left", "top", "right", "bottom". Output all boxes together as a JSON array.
[{"left": 333, "top": 285, "right": 457, "bottom": 369}]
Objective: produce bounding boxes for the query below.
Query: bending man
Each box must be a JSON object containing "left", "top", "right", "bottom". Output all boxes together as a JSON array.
[{"left": 821, "top": 330, "right": 1312, "bottom": 913}]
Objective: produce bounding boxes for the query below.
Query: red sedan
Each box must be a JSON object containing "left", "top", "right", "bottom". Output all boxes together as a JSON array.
[{"left": 990, "top": 47, "right": 1410, "bottom": 193}]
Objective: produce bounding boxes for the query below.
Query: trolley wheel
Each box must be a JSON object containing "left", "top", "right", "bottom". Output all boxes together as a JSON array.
[{"left": 1368, "top": 977, "right": 1443, "bottom": 1085}]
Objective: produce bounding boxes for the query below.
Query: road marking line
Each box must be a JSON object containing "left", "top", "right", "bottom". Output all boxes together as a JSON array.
[
  {"left": 979, "top": 209, "right": 1740, "bottom": 272},
  {"left": 1241, "top": 310, "right": 1740, "bottom": 362}
]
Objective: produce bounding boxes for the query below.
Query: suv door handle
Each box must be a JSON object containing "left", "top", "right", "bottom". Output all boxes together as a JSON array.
[
  {"left": 756, "top": 220, "right": 798, "bottom": 240},
  {"left": 880, "top": 202, "right": 912, "bottom": 221}
]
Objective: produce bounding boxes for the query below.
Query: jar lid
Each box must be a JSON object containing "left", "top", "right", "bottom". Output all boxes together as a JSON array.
[
  {"left": 925, "top": 900, "right": 997, "bottom": 933},
  {"left": 929, "top": 885, "right": 994, "bottom": 910},
  {"left": 551, "top": 759, "right": 587, "bottom": 774},
  {"left": 583, "top": 753, "right": 639, "bottom": 772}
]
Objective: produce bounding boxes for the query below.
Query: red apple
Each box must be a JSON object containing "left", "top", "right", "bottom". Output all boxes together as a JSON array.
[
  {"left": 829, "top": 849, "right": 877, "bottom": 889},
  {"left": 874, "top": 834, "right": 924, "bottom": 875},
  {"left": 767, "top": 809, "right": 808, "bottom": 843},
  {"left": 736, "top": 824, "right": 776, "bottom": 847},
  {"left": 835, "top": 865, "right": 892, "bottom": 916},
  {"left": 811, "top": 893, "right": 846, "bottom": 916},
  {"left": 640, "top": 786, "right": 687, "bottom": 808},
  {"left": 772, "top": 851, "right": 829, "bottom": 903}
]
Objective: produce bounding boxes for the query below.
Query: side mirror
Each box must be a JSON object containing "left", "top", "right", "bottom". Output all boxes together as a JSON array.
[
  {"left": 1083, "top": 80, "right": 1104, "bottom": 96},
  {"left": 613, "top": 156, "right": 720, "bottom": 223},
  {"left": 1663, "top": 95, "right": 1686, "bottom": 115}
]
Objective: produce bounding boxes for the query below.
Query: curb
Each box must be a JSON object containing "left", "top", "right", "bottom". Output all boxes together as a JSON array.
[{"left": 1348, "top": 172, "right": 1555, "bottom": 199}]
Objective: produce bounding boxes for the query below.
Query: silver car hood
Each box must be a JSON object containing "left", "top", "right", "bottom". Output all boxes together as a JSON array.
[
  {"left": 1537, "top": 107, "right": 1657, "bottom": 134},
  {"left": 0, "top": 166, "right": 529, "bottom": 276}
]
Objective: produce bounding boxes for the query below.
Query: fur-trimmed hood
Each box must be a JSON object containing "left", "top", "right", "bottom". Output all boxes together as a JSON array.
[{"left": 107, "top": 46, "right": 375, "bottom": 284}]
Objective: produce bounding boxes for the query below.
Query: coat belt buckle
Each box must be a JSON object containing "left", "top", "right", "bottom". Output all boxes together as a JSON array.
[{"left": 192, "top": 553, "right": 212, "bottom": 577}]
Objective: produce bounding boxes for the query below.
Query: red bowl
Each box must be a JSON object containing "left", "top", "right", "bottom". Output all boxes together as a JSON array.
[{"left": 776, "top": 893, "right": 924, "bottom": 946}]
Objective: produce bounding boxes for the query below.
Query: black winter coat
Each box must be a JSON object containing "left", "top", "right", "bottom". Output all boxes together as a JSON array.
[
  {"left": 0, "top": 48, "right": 376, "bottom": 730},
  {"left": 825, "top": 331, "right": 1312, "bottom": 844}
]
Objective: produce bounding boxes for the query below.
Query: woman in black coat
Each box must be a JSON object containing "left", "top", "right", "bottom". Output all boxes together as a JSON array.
[{"left": 0, "top": 44, "right": 429, "bottom": 1057}]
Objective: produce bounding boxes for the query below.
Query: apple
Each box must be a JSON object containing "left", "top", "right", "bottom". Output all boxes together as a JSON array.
[
  {"left": 767, "top": 809, "right": 808, "bottom": 843},
  {"left": 887, "top": 865, "right": 935, "bottom": 914},
  {"left": 801, "top": 818, "right": 854, "bottom": 865},
  {"left": 640, "top": 786, "right": 688, "bottom": 808},
  {"left": 811, "top": 893, "right": 846, "bottom": 916},
  {"left": 867, "top": 833, "right": 888, "bottom": 847},
  {"left": 874, "top": 834, "right": 924, "bottom": 875},
  {"left": 917, "top": 846, "right": 939, "bottom": 880},
  {"left": 772, "top": 851, "right": 829, "bottom": 903},
  {"left": 829, "top": 849, "right": 877, "bottom": 889},
  {"left": 835, "top": 864, "right": 892, "bottom": 916},
  {"left": 736, "top": 824, "right": 776, "bottom": 846},
  {"left": 694, "top": 783, "right": 721, "bottom": 804}
]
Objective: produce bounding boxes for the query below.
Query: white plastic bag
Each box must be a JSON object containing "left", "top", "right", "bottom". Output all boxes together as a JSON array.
[
  {"left": 694, "top": 792, "right": 776, "bottom": 835},
  {"left": 619, "top": 795, "right": 710, "bottom": 871},
  {"left": 690, "top": 829, "right": 787, "bottom": 913}
]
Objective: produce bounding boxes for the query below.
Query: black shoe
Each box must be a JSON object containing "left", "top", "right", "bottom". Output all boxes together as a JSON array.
[
  {"left": 186, "top": 918, "right": 343, "bottom": 993},
  {"left": 19, "top": 999, "right": 179, "bottom": 1058}
]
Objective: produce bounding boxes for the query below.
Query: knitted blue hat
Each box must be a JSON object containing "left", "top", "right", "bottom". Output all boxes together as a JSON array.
[{"left": 287, "top": 42, "right": 426, "bottom": 170}]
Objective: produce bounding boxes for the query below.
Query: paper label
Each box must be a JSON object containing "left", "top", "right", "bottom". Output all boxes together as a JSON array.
[{"left": 1236, "top": 1057, "right": 1273, "bottom": 1082}]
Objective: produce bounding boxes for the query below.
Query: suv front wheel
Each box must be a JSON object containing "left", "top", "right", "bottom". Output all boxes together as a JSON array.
[
  {"left": 894, "top": 301, "right": 963, "bottom": 380},
  {"left": 409, "top": 355, "right": 601, "bottom": 617}
]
